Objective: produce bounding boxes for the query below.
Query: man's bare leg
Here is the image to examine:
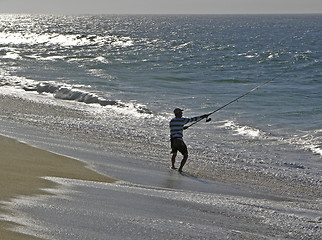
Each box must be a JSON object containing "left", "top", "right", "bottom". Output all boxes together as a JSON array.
[
  {"left": 178, "top": 154, "right": 188, "bottom": 172},
  {"left": 171, "top": 152, "right": 177, "bottom": 169}
]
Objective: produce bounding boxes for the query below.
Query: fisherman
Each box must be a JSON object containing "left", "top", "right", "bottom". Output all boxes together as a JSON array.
[{"left": 170, "top": 108, "right": 208, "bottom": 172}]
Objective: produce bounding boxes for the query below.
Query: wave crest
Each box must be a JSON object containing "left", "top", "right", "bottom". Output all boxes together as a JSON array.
[
  {"left": 0, "top": 32, "right": 134, "bottom": 48},
  {"left": 0, "top": 78, "right": 152, "bottom": 114}
]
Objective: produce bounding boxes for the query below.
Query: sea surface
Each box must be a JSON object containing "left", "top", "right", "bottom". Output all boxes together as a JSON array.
[{"left": 0, "top": 14, "right": 321, "bottom": 239}]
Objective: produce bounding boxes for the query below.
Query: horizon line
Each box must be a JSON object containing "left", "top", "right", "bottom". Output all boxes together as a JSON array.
[{"left": 1, "top": 12, "right": 322, "bottom": 16}]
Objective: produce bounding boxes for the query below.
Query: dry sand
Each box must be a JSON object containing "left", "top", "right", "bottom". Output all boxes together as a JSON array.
[{"left": 0, "top": 135, "right": 115, "bottom": 239}]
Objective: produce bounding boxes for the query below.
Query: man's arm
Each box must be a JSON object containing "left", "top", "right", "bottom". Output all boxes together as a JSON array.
[{"left": 183, "top": 114, "right": 209, "bottom": 129}]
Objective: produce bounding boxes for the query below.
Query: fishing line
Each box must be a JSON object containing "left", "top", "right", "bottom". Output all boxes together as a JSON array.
[{"left": 185, "top": 78, "right": 274, "bottom": 130}]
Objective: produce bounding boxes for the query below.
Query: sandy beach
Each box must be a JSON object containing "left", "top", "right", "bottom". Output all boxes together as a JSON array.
[{"left": 0, "top": 135, "right": 115, "bottom": 239}]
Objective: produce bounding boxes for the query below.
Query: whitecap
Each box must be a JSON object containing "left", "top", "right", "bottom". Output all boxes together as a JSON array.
[
  {"left": 94, "top": 56, "right": 109, "bottom": 63},
  {"left": 284, "top": 131, "right": 322, "bottom": 157},
  {"left": 0, "top": 32, "right": 134, "bottom": 48},
  {"left": 222, "top": 120, "right": 263, "bottom": 138},
  {"left": 2, "top": 52, "right": 22, "bottom": 60}
]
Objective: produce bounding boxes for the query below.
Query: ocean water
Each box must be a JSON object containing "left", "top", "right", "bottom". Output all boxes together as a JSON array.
[{"left": 0, "top": 14, "right": 321, "bottom": 239}]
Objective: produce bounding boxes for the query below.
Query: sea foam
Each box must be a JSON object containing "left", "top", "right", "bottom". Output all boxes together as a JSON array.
[{"left": 0, "top": 77, "right": 152, "bottom": 114}]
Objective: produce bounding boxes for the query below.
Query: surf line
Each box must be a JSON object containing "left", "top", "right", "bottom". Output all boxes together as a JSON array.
[{"left": 184, "top": 79, "right": 274, "bottom": 130}]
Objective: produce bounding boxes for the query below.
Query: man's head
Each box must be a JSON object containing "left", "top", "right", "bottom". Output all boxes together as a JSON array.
[{"left": 173, "top": 108, "right": 183, "bottom": 117}]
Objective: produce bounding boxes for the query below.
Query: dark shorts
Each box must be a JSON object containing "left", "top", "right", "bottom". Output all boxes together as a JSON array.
[{"left": 171, "top": 138, "right": 188, "bottom": 156}]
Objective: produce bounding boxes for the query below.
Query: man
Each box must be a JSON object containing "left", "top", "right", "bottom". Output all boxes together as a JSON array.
[{"left": 169, "top": 108, "right": 208, "bottom": 172}]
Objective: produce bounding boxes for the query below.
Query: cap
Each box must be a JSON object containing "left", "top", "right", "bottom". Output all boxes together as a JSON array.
[{"left": 173, "top": 108, "right": 184, "bottom": 114}]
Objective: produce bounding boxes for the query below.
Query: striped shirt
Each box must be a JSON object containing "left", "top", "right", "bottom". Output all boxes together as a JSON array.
[{"left": 170, "top": 116, "right": 201, "bottom": 140}]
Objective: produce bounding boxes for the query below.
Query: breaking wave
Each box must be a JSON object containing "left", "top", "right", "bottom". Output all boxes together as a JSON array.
[
  {"left": 0, "top": 32, "right": 134, "bottom": 48},
  {"left": 220, "top": 120, "right": 264, "bottom": 138},
  {"left": 218, "top": 120, "right": 322, "bottom": 157},
  {"left": 288, "top": 130, "right": 322, "bottom": 157},
  {"left": 0, "top": 77, "right": 152, "bottom": 114}
]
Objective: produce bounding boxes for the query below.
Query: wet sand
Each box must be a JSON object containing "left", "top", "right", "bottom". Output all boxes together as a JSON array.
[{"left": 0, "top": 135, "right": 115, "bottom": 239}]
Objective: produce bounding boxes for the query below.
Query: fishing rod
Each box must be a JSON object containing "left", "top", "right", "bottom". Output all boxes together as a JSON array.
[{"left": 185, "top": 79, "right": 274, "bottom": 130}]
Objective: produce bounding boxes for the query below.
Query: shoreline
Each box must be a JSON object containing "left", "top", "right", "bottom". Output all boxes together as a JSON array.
[{"left": 0, "top": 135, "right": 115, "bottom": 240}]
